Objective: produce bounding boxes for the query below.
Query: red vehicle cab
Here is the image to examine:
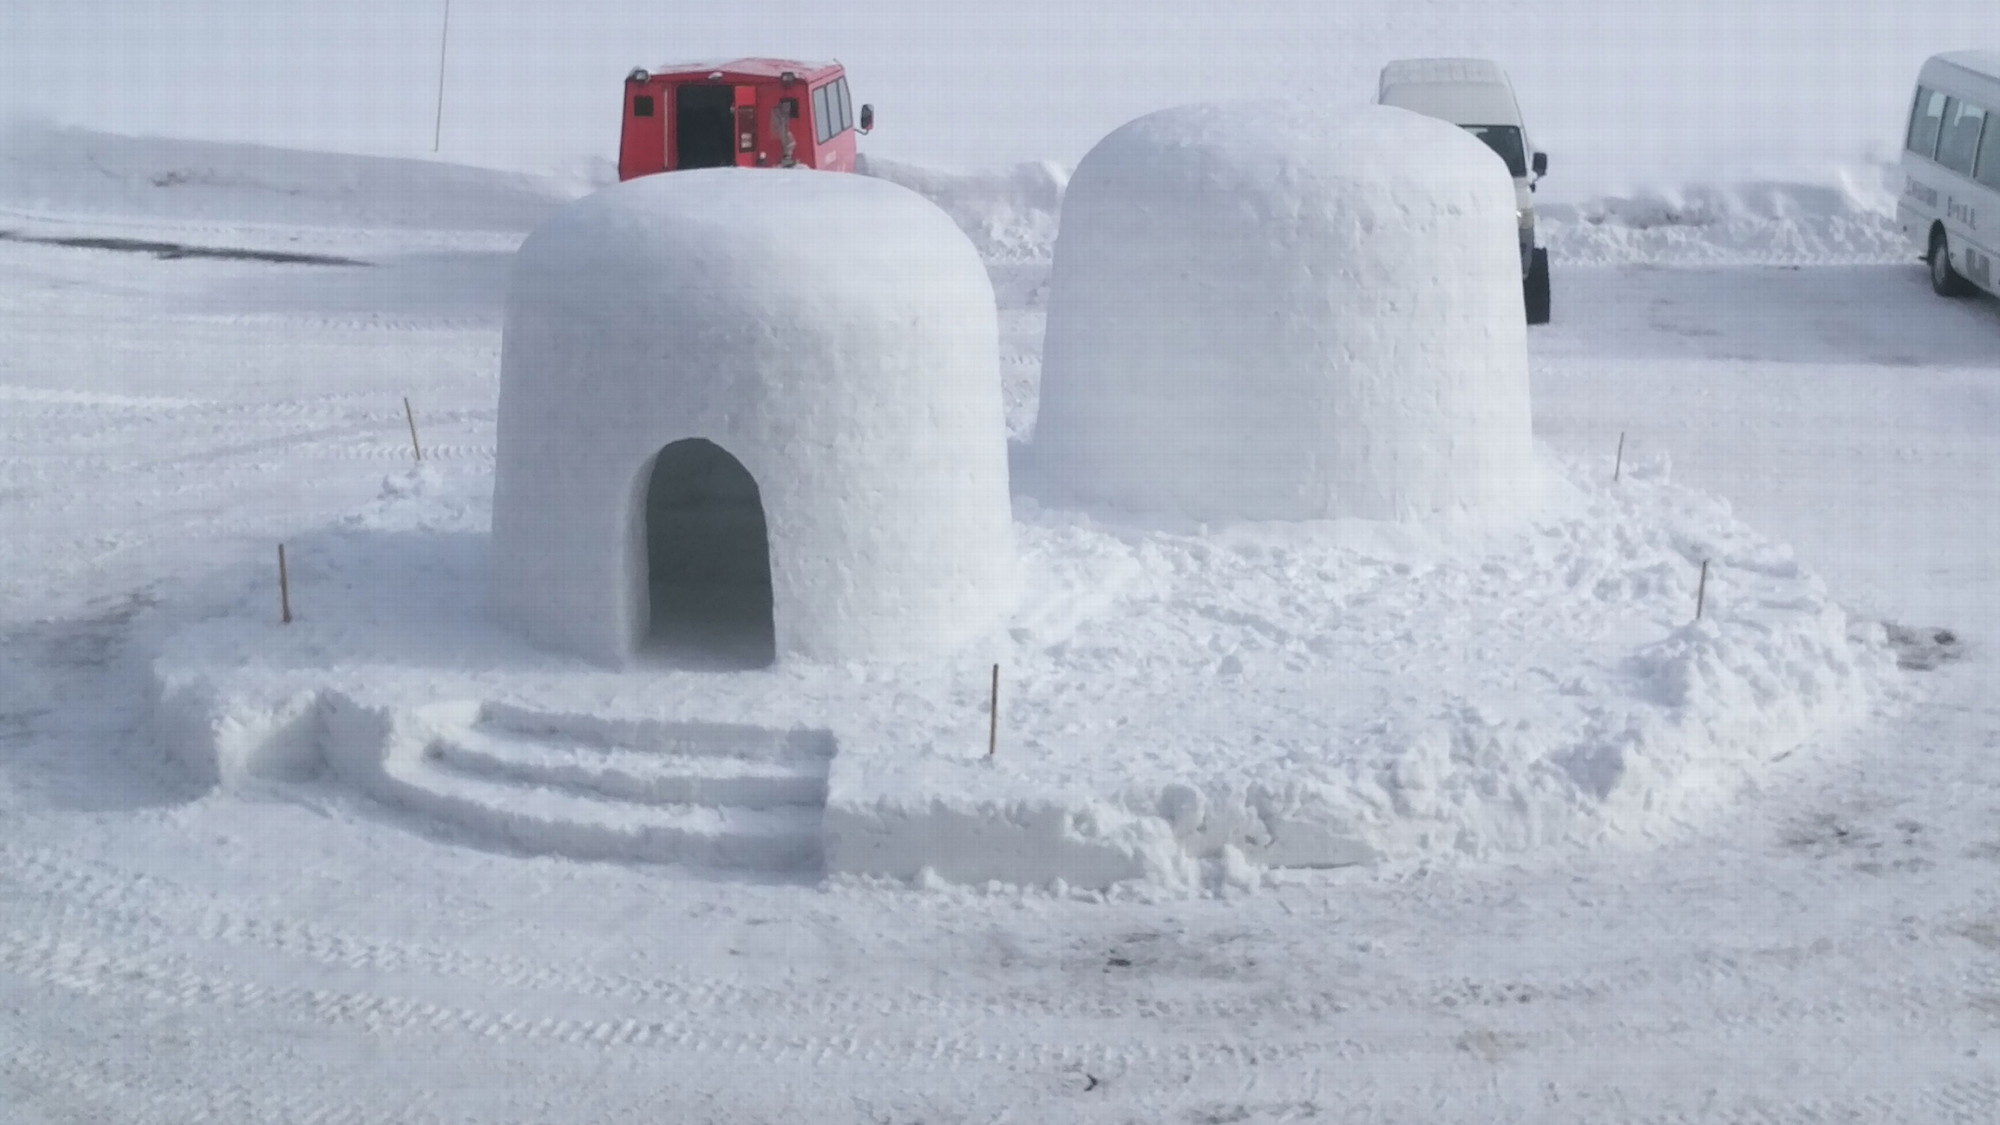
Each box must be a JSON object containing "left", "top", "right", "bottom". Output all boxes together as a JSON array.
[{"left": 618, "top": 58, "right": 873, "bottom": 181}]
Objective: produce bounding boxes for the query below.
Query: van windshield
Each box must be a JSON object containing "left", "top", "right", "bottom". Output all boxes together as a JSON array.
[{"left": 1462, "top": 125, "right": 1527, "bottom": 177}]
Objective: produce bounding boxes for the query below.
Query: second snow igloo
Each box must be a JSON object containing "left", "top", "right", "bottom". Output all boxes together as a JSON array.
[
  {"left": 492, "top": 169, "right": 1018, "bottom": 668},
  {"left": 1034, "top": 101, "right": 1539, "bottom": 525}
]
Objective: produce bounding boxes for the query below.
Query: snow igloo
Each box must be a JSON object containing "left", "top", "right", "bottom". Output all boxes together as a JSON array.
[
  {"left": 1034, "top": 101, "right": 1539, "bottom": 525},
  {"left": 491, "top": 169, "right": 1019, "bottom": 668}
]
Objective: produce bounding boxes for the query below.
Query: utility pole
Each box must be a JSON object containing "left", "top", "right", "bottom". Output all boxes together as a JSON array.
[{"left": 432, "top": 0, "right": 452, "bottom": 153}]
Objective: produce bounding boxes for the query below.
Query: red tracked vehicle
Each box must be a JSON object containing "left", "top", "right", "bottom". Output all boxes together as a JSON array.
[{"left": 617, "top": 58, "right": 874, "bottom": 181}]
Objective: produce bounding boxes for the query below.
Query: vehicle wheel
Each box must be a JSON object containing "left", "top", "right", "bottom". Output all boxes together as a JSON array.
[
  {"left": 1930, "top": 229, "right": 1973, "bottom": 297},
  {"left": 1524, "top": 247, "right": 1551, "bottom": 324}
]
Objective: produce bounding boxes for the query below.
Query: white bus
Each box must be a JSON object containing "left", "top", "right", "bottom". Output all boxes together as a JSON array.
[{"left": 1899, "top": 51, "right": 2000, "bottom": 299}]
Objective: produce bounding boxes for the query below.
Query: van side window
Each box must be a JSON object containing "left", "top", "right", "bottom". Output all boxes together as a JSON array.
[
  {"left": 812, "top": 85, "right": 833, "bottom": 143},
  {"left": 1907, "top": 87, "right": 1946, "bottom": 158},
  {"left": 836, "top": 78, "right": 854, "bottom": 132},
  {"left": 1978, "top": 109, "right": 2000, "bottom": 190},
  {"left": 1937, "top": 97, "right": 1986, "bottom": 176}
]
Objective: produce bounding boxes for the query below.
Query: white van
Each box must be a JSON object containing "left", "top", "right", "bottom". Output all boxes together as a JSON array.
[
  {"left": 1378, "top": 58, "right": 1551, "bottom": 324},
  {"left": 1898, "top": 51, "right": 2000, "bottom": 299}
]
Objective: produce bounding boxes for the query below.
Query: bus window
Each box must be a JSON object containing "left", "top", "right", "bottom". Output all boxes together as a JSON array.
[
  {"left": 836, "top": 78, "right": 853, "bottom": 132},
  {"left": 1978, "top": 112, "right": 2000, "bottom": 190},
  {"left": 812, "top": 85, "right": 833, "bottom": 143},
  {"left": 1937, "top": 98, "right": 1985, "bottom": 176},
  {"left": 1907, "top": 87, "right": 1946, "bottom": 159}
]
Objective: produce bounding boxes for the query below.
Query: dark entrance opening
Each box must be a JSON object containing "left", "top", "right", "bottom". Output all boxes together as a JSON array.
[
  {"left": 674, "top": 84, "right": 737, "bottom": 170},
  {"left": 643, "top": 438, "right": 775, "bottom": 669}
]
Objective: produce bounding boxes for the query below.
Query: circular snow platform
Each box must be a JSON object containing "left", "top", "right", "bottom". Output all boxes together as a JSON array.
[{"left": 146, "top": 457, "right": 1899, "bottom": 894}]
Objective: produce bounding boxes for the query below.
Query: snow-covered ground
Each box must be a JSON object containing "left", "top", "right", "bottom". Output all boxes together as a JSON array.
[
  {"left": 6, "top": 121, "right": 1997, "bottom": 1124},
  {"left": 6, "top": 1, "right": 2000, "bottom": 1116}
]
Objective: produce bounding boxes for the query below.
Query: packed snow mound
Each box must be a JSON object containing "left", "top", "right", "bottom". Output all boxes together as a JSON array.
[
  {"left": 493, "top": 168, "right": 1019, "bottom": 667},
  {"left": 1034, "top": 100, "right": 1538, "bottom": 526},
  {"left": 0, "top": 121, "right": 578, "bottom": 235},
  {"left": 858, "top": 155, "right": 1068, "bottom": 263},
  {"left": 1542, "top": 170, "right": 1908, "bottom": 265},
  {"left": 864, "top": 160, "right": 1910, "bottom": 272},
  {"left": 150, "top": 447, "right": 1900, "bottom": 892}
]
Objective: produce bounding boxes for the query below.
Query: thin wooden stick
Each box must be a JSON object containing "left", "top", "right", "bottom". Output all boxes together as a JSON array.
[
  {"left": 404, "top": 396, "right": 423, "bottom": 462},
  {"left": 278, "top": 543, "right": 293, "bottom": 624},
  {"left": 987, "top": 663, "right": 1000, "bottom": 759},
  {"left": 1695, "top": 558, "right": 1710, "bottom": 621},
  {"left": 1614, "top": 431, "right": 1626, "bottom": 482}
]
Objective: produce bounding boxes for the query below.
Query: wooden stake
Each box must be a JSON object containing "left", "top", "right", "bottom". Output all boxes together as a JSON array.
[
  {"left": 278, "top": 543, "right": 293, "bottom": 624},
  {"left": 404, "top": 396, "right": 423, "bottom": 462},
  {"left": 1695, "top": 558, "right": 1710, "bottom": 621},
  {"left": 987, "top": 663, "right": 1000, "bottom": 759},
  {"left": 1613, "top": 431, "right": 1626, "bottom": 482}
]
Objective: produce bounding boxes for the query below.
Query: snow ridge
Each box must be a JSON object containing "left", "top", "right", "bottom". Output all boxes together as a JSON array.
[
  {"left": 1541, "top": 171, "right": 1908, "bottom": 265},
  {"left": 0, "top": 124, "right": 1909, "bottom": 270}
]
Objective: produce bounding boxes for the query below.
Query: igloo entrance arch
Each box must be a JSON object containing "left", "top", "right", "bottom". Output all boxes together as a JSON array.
[{"left": 642, "top": 438, "right": 775, "bottom": 669}]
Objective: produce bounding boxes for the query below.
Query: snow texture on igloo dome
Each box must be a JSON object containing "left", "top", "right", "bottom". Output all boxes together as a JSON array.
[
  {"left": 1034, "top": 100, "right": 1540, "bottom": 525},
  {"left": 492, "top": 169, "right": 1019, "bottom": 668}
]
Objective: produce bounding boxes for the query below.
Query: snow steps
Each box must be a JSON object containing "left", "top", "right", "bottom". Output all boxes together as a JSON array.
[
  {"left": 428, "top": 724, "right": 830, "bottom": 808},
  {"left": 377, "top": 710, "right": 833, "bottom": 874}
]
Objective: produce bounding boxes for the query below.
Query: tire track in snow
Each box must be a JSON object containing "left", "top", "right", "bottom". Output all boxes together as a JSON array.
[
  {"left": 197, "top": 312, "right": 504, "bottom": 334},
  {"left": 1, "top": 848, "right": 1974, "bottom": 1094},
  {"left": 1929, "top": 1078, "right": 2000, "bottom": 1124},
  {"left": 0, "top": 1000, "right": 435, "bottom": 1125},
  {"left": 0, "top": 840, "right": 1377, "bottom": 1028},
  {"left": 5, "top": 825, "right": 1978, "bottom": 1054},
  {"left": 0, "top": 849, "right": 1718, "bottom": 1076},
  {"left": 291, "top": 439, "right": 493, "bottom": 463},
  {"left": 0, "top": 922, "right": 1386, "bottom": 1071},
  {"left": 0, "top": 393, "right": 493, "bottom": 468}
]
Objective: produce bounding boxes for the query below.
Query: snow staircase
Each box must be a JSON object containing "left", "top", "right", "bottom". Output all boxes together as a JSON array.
[{"left": 375, "top": 708, "right": 833, "bottom": 874}]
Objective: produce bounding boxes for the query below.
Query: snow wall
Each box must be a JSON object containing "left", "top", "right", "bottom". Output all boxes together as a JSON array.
[
  {"left": 492, "top": 169, "right": 1019, "bottom": 666},
  {"left": 1034, "top": 101, "right": 1540, "bottom": 525}
]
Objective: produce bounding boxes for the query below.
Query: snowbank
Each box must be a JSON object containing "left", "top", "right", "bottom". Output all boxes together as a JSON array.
[
  {"left": 0, "top": 122, "right": 1908, "bottom": 274},
  {"left": 147, "top": 448, "right": 1900, "bottom": 892},
  {"left": 858, "top": 155, "right": 1068, "bottom": 263},
  {"left": 1541, "top": 170, "right": 1909, "bottom": 266},
  {"left": 1034, "top": 101, "right": 1538, "bottom": 526},
  {"left": 866, "top": 154, "right": 1910, "bottom": 273},
  {"left": 0, "top": 122, "right": 577, "bottom": 243}
]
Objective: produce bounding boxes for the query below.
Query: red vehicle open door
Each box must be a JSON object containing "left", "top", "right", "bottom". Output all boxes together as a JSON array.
[{"left": 618, "top": 58, "right": 874, "bottom": 180}]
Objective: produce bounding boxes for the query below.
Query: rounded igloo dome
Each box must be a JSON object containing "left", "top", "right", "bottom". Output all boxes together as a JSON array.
[
  {"left": 1033, "top": 100, "right": 1539, "bottom": 525},
  {"left": 492, "top": 169, "right": 1018, "bottom": 667}
]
